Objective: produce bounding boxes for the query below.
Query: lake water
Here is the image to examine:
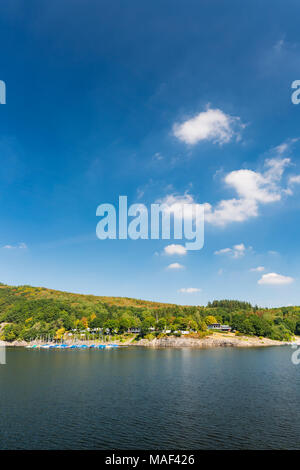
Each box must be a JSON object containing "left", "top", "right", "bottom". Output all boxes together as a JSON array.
[{"left": 0, "top": 346, "right": 299, "bottom": 449}]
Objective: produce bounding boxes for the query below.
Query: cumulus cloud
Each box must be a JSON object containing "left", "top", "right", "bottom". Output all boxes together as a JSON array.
[
  {"left": 214, "top": 243, "right": 249, "bottom": 258},
  {"left": 164, "top": 244, "right": 187, "bottom": 255},
  {"left": 205, "top": 198, "right": 258, "bottom": 225},
  {"left": 167, "top": 262, "right": 184, "bottom": 270},
  {"left": 205, "top": 157, "right": 292, "bottom": 226},
  {"left": 178, "top": 287, "right": 201, "bottom": 293},
  {"left": 225, "top": 159, "right": 289, "bottom": 202},
  {"left": 157, "top": 140, "right": 300, "bottom": 229},
  {"left": 250, "top": 266, "right": 265, "bottom": 272},
  {"left": 258, "top": 272, "right": 294, "bottom": 285},
  {"left": 173, "top": 107, "right": 244, "bottom": 145}
]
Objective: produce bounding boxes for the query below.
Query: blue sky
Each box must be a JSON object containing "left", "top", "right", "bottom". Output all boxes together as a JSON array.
[{"left": 1, "top": 0, "right": 300, "bottom": 306}]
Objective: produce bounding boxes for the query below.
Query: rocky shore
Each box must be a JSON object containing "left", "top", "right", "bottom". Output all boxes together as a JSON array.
[
  {"left": 0, "top": 333, "right": 297, "bottom": 349},
  {"left": 136, "top": 333, "right": 294, "bottom": 348},
  {"left": 0, "top": 340, "right": 28, "bottom": 347}
]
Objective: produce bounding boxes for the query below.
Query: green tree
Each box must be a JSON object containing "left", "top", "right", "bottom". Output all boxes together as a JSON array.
[
  {"left": 1, "top": 324, "right": 21, "bottom": 342},
  {"left": 205, "top": 315, "right": 218, "bottom": 325}
]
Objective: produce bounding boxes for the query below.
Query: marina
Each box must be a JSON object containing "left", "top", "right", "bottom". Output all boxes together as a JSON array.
[{"left": 25, "top": 342, "right": 121, "bottom": 350}]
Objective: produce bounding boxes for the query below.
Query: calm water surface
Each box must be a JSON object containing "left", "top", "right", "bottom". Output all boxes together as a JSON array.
[{"left": 0, "top": 346, "right": 299, "bottom": 449}]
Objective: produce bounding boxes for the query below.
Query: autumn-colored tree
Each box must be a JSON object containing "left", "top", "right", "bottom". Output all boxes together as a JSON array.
[
  {"left": 205, "top": 315, "right": 218, "bottom": 325},
  {"left": 55, "top": 327, "right": 65, "bottom": 340},
  {"left": 81, "top": 316, "right": 89, "bottom": 329}
]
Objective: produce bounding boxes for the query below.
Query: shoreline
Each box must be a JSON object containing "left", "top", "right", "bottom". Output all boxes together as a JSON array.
[
  {"left": 0, "top": 333, "right": 297, "bottom": 349},
  {"left": 135, "top": 333, "right": 295, "bottom": 348}
]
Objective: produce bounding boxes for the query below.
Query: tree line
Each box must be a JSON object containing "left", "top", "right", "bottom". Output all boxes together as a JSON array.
[{"left": 0, "top": 285, "right": 299, "bottom": 342}]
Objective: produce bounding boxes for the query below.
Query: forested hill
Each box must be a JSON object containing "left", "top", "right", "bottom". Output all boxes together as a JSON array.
[{"left": 0, "top": 283, "right": 299, "bottom": 342}]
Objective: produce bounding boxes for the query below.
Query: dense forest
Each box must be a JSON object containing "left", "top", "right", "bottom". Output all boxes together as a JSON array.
[{"left": 0, "top": 283, "right": 299, "bottom": 342}]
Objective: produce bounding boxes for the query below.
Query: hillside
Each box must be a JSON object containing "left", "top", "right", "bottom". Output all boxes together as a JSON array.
[{"left": 0, "top": 283, "right": 299, "bottom": 342}]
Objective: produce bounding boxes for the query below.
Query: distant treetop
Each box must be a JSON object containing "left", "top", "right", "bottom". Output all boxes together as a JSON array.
[{"left": 207, "top": 300, "right": 253, "bottom": 310}]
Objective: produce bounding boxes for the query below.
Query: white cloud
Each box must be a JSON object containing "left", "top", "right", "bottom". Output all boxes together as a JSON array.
[
  {"left": 156, "top": 193, "right": 197, "bottom": 220},
  {"left": 289, "top": 175, "right": 300, "bottom": 185},
  {"left": 224, "top": 159, "right": 289, "bottom": 203},
  {"left": 233, "top": 243, "right": 247, "bottom": 256},
  {"left": 164, "top": 244, "right": 187, "bottom": 256},
  {"left": 214, "top": 243, "right": 248, "bottom": 258},
  {"left": 3, "top": 242, "right": 27, "bottom": 250},
  {"left": 158, "top": 141, "right": 300, "bottom": 229},
  {"left": 178, "top": 287, "right": 201, "bottom": 293},
  {"left": 205, "top": 198, "right": 258, "bottom": 225},
  {"left": 205, "top": 157, "right": 292, "bottom": 226},
  {"left": 215, "top": 248, "right": 232, "bottom": 255},
  {"left": 167, "top": 263, "right": 184, "bottom": 270},
  {"left": 250, "top": 266, "right": 265, "bottom": 272},
  {"left": 274, "top": 142, "right": 289, "bottom": 155},
  {"left": 173, "top": 107, "right": 244, "bottom": 145},
  {"left": 258, "top": 272, "right": 294, "bottom": 285},
  {"left": 273, "top": 138, "right": 299, "bottom": 156}
]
